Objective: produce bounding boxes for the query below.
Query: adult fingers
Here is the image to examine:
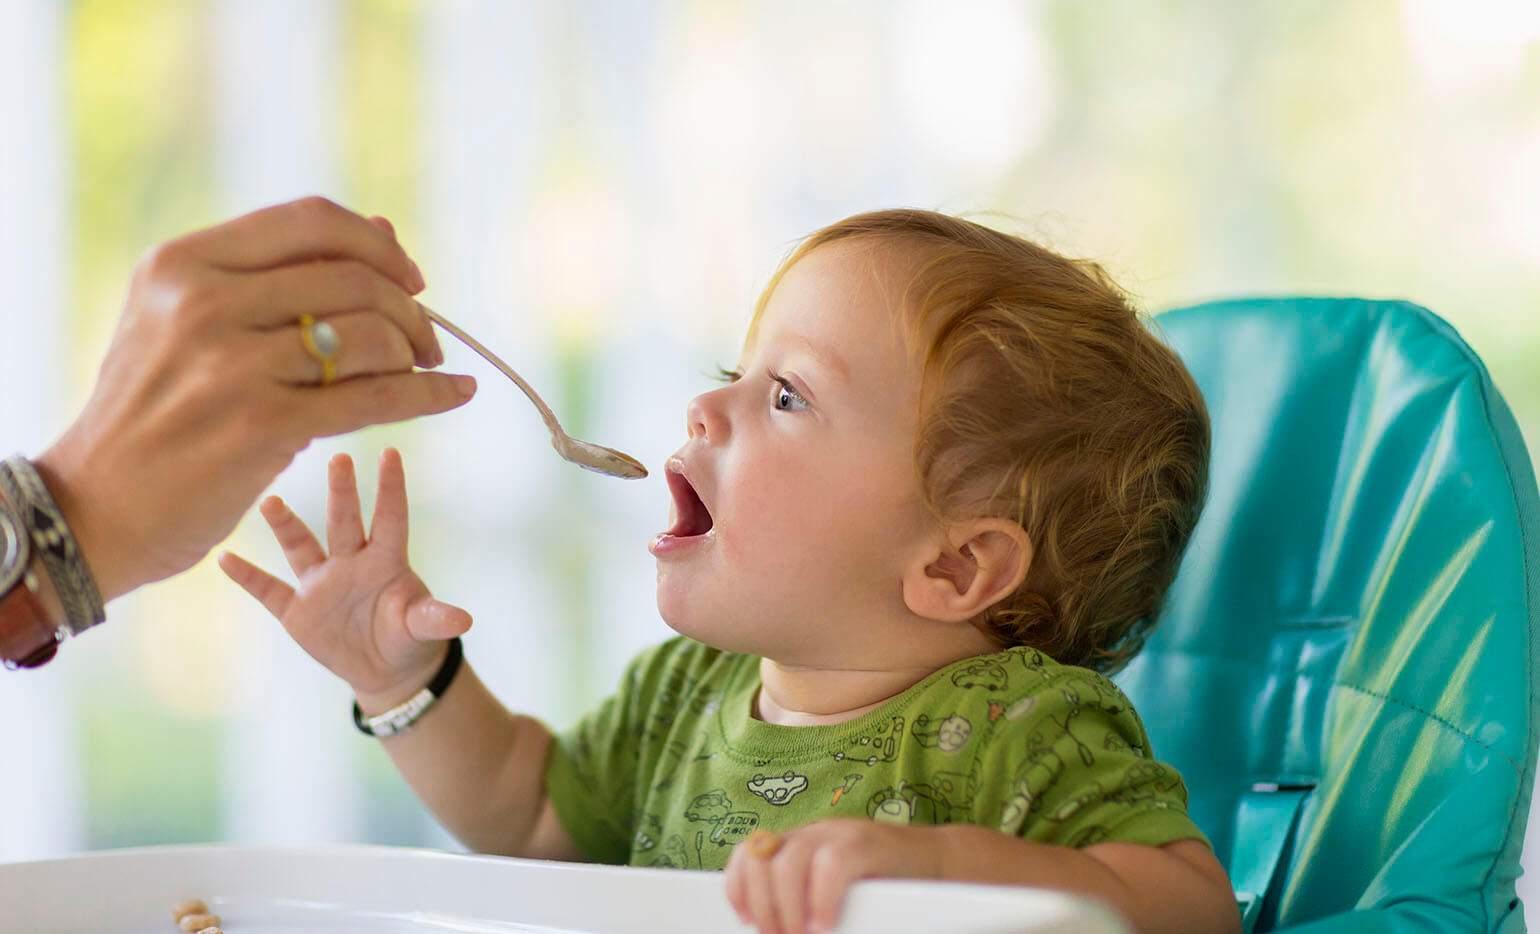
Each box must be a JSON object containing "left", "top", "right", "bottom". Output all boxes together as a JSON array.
[
  {"left": 258, "top": 496, "right": 326, "bottom": 575},
  {"left": 326, "top": 454, "right": 366, "bottom": 556},
  {"left": 260, "top": 310, "right": 416, "bottom": 385},
  {"left": 218, "top": 550, "right": 296, "bottom": 620},
  {"left": 369, "top": 448, "right": 409, "bottom": 554},
  {"left": 177, "top": 196, "right": 424, "bottom": 296},
  {"left": 291, "top": 371, "right": 477, "bottom": 439},
  {"left": 240, "top": 258, "right": 440, "bottom": 368}
]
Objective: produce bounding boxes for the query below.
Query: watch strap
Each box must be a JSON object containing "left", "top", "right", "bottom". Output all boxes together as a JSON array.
[
  {"left": 0, "top": 456, "right": 105, "bottom": 635},
  {"left": 0, "top": 570, "right": 61, "bottom": 670},
  {"left": 0, "top": 489, "right": 62, "bottom": 670},
  {"left": 352, "top": 637, "right": 464, "bottom": 738}
]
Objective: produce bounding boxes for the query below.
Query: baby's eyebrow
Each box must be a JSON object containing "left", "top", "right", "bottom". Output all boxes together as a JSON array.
[{"left": 790, "top": 334, "right": 849, "bottom": 384}]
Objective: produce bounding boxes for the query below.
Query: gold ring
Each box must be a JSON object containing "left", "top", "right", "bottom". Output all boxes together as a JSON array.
[
  {"left": 298, "top": 313, "right": 340, "bottom": 386},
  {"left": 744, "top": 829, "right": 782, "bottom": 859}
]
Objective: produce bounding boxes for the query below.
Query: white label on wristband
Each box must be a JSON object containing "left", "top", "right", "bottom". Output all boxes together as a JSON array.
[{"left": 366, "top": 687, "right": 436, "bottom": 737}]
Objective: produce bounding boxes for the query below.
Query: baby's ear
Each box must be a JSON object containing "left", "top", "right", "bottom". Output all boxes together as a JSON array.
[{"left": 903, "top": 519, "right": 1033, "bottom": 624}]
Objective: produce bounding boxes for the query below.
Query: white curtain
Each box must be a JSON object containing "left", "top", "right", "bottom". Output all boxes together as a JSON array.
[
  {"left": 0, "top": 0, "right": 82, "bottom": 863},
  {"left": 211, "top": 0, "right": 360, "bottom": 847}
]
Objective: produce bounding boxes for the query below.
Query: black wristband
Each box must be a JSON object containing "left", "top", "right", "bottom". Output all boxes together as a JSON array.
[{"left": 351, "top": 637, "right": 464, "bottom": 737}]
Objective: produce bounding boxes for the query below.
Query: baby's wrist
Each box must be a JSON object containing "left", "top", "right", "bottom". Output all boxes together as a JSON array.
[{"left": 353, "top": 642, "right": 452, "bottom": 716}]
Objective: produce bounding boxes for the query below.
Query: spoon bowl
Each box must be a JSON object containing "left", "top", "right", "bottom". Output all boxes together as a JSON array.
[{"left": 422, "top": 305, "right": 648, "bottom": 480}]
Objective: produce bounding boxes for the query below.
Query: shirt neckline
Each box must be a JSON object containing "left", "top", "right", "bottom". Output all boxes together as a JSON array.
[{"left": 713, "top": 648, "right": 1015, "bottom": 759}]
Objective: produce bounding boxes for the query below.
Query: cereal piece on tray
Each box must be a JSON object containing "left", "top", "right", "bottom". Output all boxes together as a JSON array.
[
  {"left": 170, "top": 900, "right": 208, "bottom": 924},
  {"left": 177, "top": 912, "right": 221, "bottom": 932}
]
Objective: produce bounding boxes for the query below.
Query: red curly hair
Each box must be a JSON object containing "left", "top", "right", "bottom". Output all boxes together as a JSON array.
[{"left": 747, "top": 210, "right": 1210, "bottom": 673}]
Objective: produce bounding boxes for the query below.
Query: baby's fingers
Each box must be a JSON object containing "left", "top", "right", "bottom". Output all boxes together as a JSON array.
[
  {"left": 806, "top": 848, "right": 863, "bottom": 934},
  {"left": 259, "top": 495, "right": 326, "bottom": 575},
  {"left": 369, "top": 447, "right": 410, "bottom": 555},
  {"left": 218, "top": 551, "right": 295, "bottom": 620},
  {"left": 327, "top": 453, "right": 367, "bottom": 556},
  {"left": 728, "top": 834, "right": 784, "bottom": 934}
]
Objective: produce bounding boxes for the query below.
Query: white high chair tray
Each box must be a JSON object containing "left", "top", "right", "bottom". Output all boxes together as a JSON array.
[{"left": 0, "top": 844, "right": 1129, "bottom": 933}]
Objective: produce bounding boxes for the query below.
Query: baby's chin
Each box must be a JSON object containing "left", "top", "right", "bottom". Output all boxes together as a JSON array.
[{"left": 656, "top": 590, "right": 778, "bottom": 657}]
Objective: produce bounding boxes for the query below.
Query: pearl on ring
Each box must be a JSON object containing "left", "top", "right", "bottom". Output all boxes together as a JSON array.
[
  {"left": 311, "top": 320, "right": 339, "bottom": 356},
  {"left": 298, "top": 313, "right": 341, "bottom": 386}
]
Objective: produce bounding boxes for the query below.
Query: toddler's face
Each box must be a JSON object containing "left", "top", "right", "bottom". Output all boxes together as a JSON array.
[{"left": 652, "top": 242, "right": 941, "bottom": 665}]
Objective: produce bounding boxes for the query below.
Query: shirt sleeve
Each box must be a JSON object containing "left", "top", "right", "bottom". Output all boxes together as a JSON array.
[
  {"left": 972, "top": 670, "right": 1211, "bottom": 851},
  {"left": 543, "top": 636, "right": 704, "bottom": 864}
]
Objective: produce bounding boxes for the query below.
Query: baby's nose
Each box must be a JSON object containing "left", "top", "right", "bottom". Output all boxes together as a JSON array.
[{"left": 686, "top": 391, "right": 725, "bottom": 442}]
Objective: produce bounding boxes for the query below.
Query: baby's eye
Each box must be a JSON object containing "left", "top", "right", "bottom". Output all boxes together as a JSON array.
[
  {"left": 769, "top": 371, "right": 809, "bottom": 413},
  {"left": 712, "top": 365, "right": 743, "bottom": 384}
]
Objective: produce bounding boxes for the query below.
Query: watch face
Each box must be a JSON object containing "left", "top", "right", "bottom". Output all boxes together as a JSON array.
[{"left": 0, "top": 506, "right": 27, "bottom": 595}]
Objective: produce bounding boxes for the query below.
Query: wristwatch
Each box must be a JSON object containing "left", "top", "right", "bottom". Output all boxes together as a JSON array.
[{"left": 0, "top": 497, "right": 62, "bottom": 669}]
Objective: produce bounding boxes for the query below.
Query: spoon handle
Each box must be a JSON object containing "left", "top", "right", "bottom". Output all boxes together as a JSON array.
[{"left": 420, "top": 305, "right": 563, "bottom": 436}]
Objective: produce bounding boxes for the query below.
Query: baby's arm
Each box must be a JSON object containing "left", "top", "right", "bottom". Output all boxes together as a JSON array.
[
  {"left": 935, "top": 829, "right": 1237, "bottom": 934},
  {"left": 354, "top": 655, "right": 581, "bottom": 859},
  {"left": 724, "top": 821, "right": 1237, "bottom": 934},
  {"left": 219, "top": 448, "right": 580, "bottom": 860}
]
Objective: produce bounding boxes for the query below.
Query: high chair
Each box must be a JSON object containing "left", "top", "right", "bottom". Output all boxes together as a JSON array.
[{"left": 1116, "top": 297, "right": 1540, "bottom": 932}]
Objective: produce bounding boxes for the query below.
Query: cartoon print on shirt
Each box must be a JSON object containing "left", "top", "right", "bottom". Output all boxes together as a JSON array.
[
  {"left": 652, "top": 737, "right": 693, "bottom": 792},
  {"left": 988, "top": 700, "right": 1006, "bottom": 722},
  {"left": 645, "top": 668, "right": 692, "bottom": 741},
  {"left": 950, "top": 659, "right": 1009, "bottom": 691},
  {"left": 933, "top": 758, "right": 981, "bottom": 806},
  {"left": 747, "top": 771, "right": 809, "bottom": 806},
  {"left": 634, "top": 813, "right": 662, "bottom": 852},
  {"left": 1103, "top": 762, "right": 1184, "bottom": 806},
  {"left": 647, "top": 833, "right": 690, "bottom": 868},
  {"left": 911, "top": 713, "right": 973, "bottom": 753},
  {"left": 1004, "top": 694, "right": 1038, "bottom": 721},
  {"left": 999, "top": 748, "right": 1066, "bottom": 834},
  {"left": 685, "top": 788, "right": 762, "bottom": 846},
  {"left": 1060, "top": 675, "right": 1127, "bottom": 717},
  {"left": 1046, "top": 781, "right": 1105, "bottom": 823},
  {"left": 687, "top": 689, "right": 722, "bottom": 719},
  {"left": 830, "top": 773, "right": 863, "bottom": 806},
  {"left": 685, "top": 789, "right": 733, "bottom": 823},
  {"left": 1051, "top": 704, "right": 1095, "bottom": 766},
  {"left": 1018, "top": 647, "right": 1049, "bottom": 672},
  {"left": 832, "top": 715, "right": 904, "bottom": 767},
  {"left": 866, "top": 776, "right": 972, "bottom": 825}
]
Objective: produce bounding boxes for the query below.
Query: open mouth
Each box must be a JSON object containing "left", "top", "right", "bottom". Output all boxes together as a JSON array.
[{"left": 665, "top": 463, "right": 714, "bottom": 538}]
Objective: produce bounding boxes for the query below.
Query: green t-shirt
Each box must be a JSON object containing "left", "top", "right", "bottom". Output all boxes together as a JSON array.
[{"left": 545, "top": 636, "right": 1207, "bottom": 870}]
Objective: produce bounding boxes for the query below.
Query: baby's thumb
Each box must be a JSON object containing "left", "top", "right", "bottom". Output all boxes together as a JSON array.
[{"left": 405, "top": 598, "right": 473, "bottom": 642}]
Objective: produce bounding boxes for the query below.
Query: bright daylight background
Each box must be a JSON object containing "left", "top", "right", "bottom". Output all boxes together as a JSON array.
[{"left": 2, "top": 0, "right": 1538, "bottom": 887}]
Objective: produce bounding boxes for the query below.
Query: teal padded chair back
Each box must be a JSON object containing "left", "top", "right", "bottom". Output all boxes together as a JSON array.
[{"left": 1115, "top": 298, "right": 1540, "bottom": 932}]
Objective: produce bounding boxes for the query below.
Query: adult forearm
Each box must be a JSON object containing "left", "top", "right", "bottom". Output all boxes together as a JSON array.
[{"left": 357, "top": 660, "right": 554, "bottom": 856}]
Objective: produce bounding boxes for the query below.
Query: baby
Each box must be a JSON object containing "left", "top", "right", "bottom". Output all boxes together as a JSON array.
[{"left": 221, "top": 210, "right": 1237, "bottom": 934}]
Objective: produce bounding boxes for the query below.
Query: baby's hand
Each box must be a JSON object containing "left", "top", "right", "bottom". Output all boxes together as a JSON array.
[
  {"left": 219, "top": 448, "right": 471, "bottom": 706},
  {"left": 724, "top": 819, "right": 942, "bottom": 934}
]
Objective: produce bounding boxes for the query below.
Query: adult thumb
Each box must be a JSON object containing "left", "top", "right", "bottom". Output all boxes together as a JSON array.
[{"left": 368, "top": 214, "right": 396, "bottom": 239}]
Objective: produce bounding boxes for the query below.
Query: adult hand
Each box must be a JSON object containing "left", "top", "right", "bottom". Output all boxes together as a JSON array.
[{"left": 34, "top": 196, "right": 477, "bottom": 602}]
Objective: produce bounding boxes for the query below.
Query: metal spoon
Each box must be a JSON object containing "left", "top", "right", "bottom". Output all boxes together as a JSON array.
[{"left": 421, "top": 305, "right": 648, "bottom": 480}]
